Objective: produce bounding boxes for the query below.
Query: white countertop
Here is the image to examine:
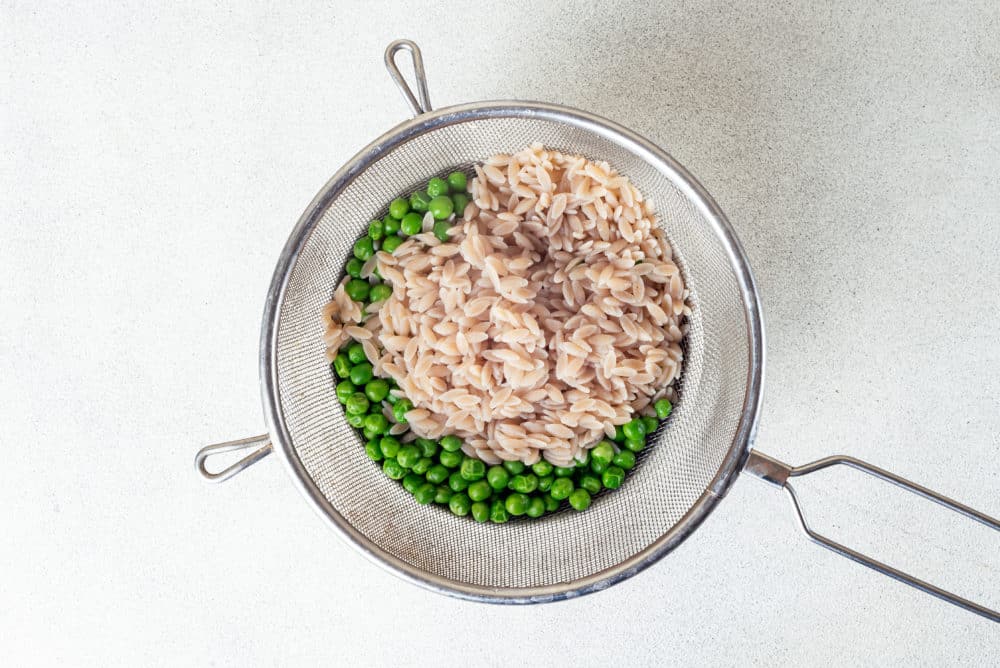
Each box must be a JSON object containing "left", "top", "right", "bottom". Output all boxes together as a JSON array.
[{"left": 2, "top": 2, "right": 998, "bottom": 665}]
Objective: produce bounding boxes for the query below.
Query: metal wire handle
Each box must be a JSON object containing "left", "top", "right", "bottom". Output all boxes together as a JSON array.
[
  {"left": 195, "top": 434, "right": 273, "bottom": 483},
  {"left": 745, "top": 450, "right": 1000, "bottom": 622},
  {"left": 384, "top": 39, "right": 432, "bottom": 117}
]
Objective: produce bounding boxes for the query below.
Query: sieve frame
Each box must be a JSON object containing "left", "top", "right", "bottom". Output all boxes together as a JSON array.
[{"left": 258, "top": 99, "right": 766, "bottom": 604}]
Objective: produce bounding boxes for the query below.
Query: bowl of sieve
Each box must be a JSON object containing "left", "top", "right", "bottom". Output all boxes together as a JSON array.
[{"left": 194, "top": 40, "right": 998, "bottom": 620}]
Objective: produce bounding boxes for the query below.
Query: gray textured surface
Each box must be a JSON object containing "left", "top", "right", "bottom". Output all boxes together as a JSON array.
[{"left": 1, "top": 1, "right": 998, "bottom": 665}]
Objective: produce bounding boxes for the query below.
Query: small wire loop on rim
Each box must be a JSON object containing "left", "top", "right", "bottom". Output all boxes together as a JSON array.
[
  {"left": 384, "top": 39, "right": 433, "bottom": 117},
  {"left": 195, "top": 434, "right": 273, "bottom": 483}
]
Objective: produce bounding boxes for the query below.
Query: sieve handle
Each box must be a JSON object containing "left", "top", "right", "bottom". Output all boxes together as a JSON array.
[
  {"left": 745, "top": 450, "right": 999, "bottom": 622},
  {"left": 195, "top": 434, "right": 273, "bottom": 483},
  {"left": 385, "top": 39, "right": 433, "bottom": 117}
]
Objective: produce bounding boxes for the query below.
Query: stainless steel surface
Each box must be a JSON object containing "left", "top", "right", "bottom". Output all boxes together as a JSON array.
[
  {"left": 384, "top": 39, "right": 432, "bottom": 117},
  {"left": 195, "top": 435, "right": 273, "bottom": 482},
  {"left": 744, "top": 452, "right": 999, "bottom": 622}
]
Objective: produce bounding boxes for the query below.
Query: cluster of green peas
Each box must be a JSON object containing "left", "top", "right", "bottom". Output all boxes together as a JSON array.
[{"left": 333, "top": 172, "right": 675, "bottom": 521}]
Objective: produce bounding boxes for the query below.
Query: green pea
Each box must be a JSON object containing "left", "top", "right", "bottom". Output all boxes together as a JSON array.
[
  {"left": 643, "top": 416, "right": 659, "bottom": 436},
  {"left": 471, "top": 501, "right": 490, "bottom": 523},
  {"left": 426, "top": 177, "right": 449, "bottom": 197},
  {"left": 467, "top": 480, "right": 491, "bottom": 502},
  {"left": 389, "top": 197, "right": 410, "bottom": 219},
  {"left": 345, "top": 392, "right": 369, "bottom": 415},
  {"left": 347, "top": 342, "right": 366, "bottom": 364},
  {"left": 353, "top": 236, "right": 374, "bottom": 261},
  {"left": 414, "top": 483, "right": 436, "bottom": 505},
  {"left": 624, "top": 437, "right": 645, "bottom": 453},
  {"left": 568, "top": 488, "right": 592, "bottom": 511},
  {"left": 400, "top": 212, "right": 423, "bottom": 236},
  {"left": 410, "top": 190, "right": 431, "bottom": 212},
  {"left": 622, "top": 418, "right": 647, "bottom": 441},
  {"left": 543, "top": 494, "right": 560, "bottom": 512},
  {"left": 415, "top": 438, "right": 438, "bottom": 458},
  {"left": 490, "top": 498, "right": 510, "bottom": 523},
  {"left": 505, "top": 493, "right": 529, "bottom": 516},
  {"left": 367, "top": 219, "right": 384, "bottom": 241},
  {"left": 460, "top": 457, "right": 486, "bottom": 481},
  {"left": 396, "top": 445, "right": 420, "bottom": 469},
  {"left": 361, "top": 426, "right": 378, "bottom": 441},
  {"left": 448, "top": 471, "right": 469, "bottom": 492},
  {"left": 346, "top": 413, "right": 365, "bottom": 428},
  {"left": 447, "top": 171, "right": 467, "bottom": 192},
  {"left": 579, "top": 474, "right": 602, "bottom": 495},
  {"left": 434, "top": 485, "right": 453, "bottom": 504},
  {"left": 349, "top": 363, "right": 373, "bottom": 386},
  {"left": 393, "top": 398, "right": 413, "bottom": 423},
  {"left": 335, "top": 380, "right": 356, "bottom": 404},
  {"left": 439, "top": 449, "right": 463, "bottom": 468},
  {"left": 550, "top": 477, "right": 574, "bottom": 500},
  {"left": 383, "top": 216, "right": 401, "bottom": 235},
  {"left": 451, "top": 193, "right": 469, "bottom": 216},
  {"left": 612, "top": 425, "right": 626, "bottom": 443},
  {"left": 537, "top": 475, "right": 554, "bottom": 492},
  {"left": 364, "top": 439, "right": 383, "bottom": 462},
  {"left": 369, "top": 284, "right": 392, "bottom": 303},
  {"left": 553, "top": 466, "right": 575, "bottom": 478},
  {"left": 590, "top": 459, "right": 609, "bottom": 475},
  {"left": 382, "top": 235, "right": 403, "bottom": 253},
  {"left": 345, "top": 278, "right": 370, "bottom": 302},
  {"left": 345, "top": 257, "right": 364, "bottom": 278},
  {"left": 402, "top": 473, "right": 423, "bottom": 493},
  {"left": 590, "top": 441, "right": 615, "bottom": 466},
  {"left": 363, "top": 413, "right": 389, "bottom": 436},
  {"left": 432, "top": 219, "right": 451, "bottom": 242},
  {"left": 385, "top": 390, "right": 399, "bottom": 404},
  {"left": 654, "top": 398, "right": 673, "bottom": 419},
  {"left": 509, "top": 474, "right": 538, "bottom": 494},
  {"left": 575, "top": 449, "right": 590, "bottom": 468},
  {"left": 382, "top": 458, "right": 405, "bottom": 480},
  {"left": 526, "top": 496, "right": 546, "bottom": 518},
  {"left": 602, "top": 466, "right": 626, "bottom": 490},
  {"left": 449, "top": 492, "right": 471, "bottom": 516},
  {"left": 440, "top": 435, "right": 463, "bottom": 452},
  {"left": 503, "top": 460, "right": 525, "bottom": 475},
  {"left": 364, "top": 379, "right": 390, "bottom": 402},
  {"left": 332, "top": 353, "right": 351, "bottom": 378},
  {"left": 379, "top": 436, "right": 401, "bottom": 459},
  {"left": 613, "top": 449, "right": 637, "bottom": 470},
  {"left": 531, "top": 460, "right": 554, "bottom": 477},
  {"left": 412, "top": 457, "right": 433, "bottom": 475},
  {"left": 426, "top": 464, "right": 450, "bottom": 485},
  {"left": 486, "top": 466, "right": 509, "bottom": 491},
  {"left": 429, "top": 195, "right": 454, "bottom": 220}
]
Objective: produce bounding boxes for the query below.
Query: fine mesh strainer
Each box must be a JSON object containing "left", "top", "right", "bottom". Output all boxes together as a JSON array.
[{"left": 195, "top": 40, "right": 998, "bottom": 620}]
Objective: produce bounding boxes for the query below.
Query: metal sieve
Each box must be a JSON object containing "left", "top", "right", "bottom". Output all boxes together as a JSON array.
[{"left": 195, "top": 40, "right": 998, "bottom": 620}]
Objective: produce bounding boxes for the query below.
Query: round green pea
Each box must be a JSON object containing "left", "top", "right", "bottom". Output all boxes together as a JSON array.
[
  {"left": 434, "top": 485, "right": 453, "bottom": 504},
  {"left": 345, "top": 257, "right": 364, "bottom": 278},
  {"left": 460, "top": 457, "right": 486, "bottom": 481},
  {"left": 503, "top": 461, "right": 525, "bottom": 475},
  {"left": 382, "top": 458, "right": 405, "bottom": 480},
  {"left": 426, "top": 464, "right": 450, "bottom": 485},
  {"left": 568, "top": 488, "right": 592, "bottom": 511},
  {"left": 447, "top": 171, "right": 467, "bottom": 192},
  {"left": 345, "top": 392, "right": 369, "bottom": 415},
  {"left": 410, "top": 190, "right": 431, "bottom": 212},
  {"left": 590, "top": 459, "right": 609, "bottom": 475},
  {"left": 439, "top": 449, "right": 462, "bottom": 468},
  {"left": 451, "top": 193, "right": 469, "bottom": 216},
  {"left": 432, "top": 219, "right": 451, "bottom": 242},
  {"left": 414, "top": 483, "right": 436, "bottom": 505},
  {"left": 428, "top": 195, "right": 454, "bottom": 220},
  {"left": 389, "top": 197, "right": 410, "bottom": 219},
  {"left": 550, "top": 477, "right": 574, "bottom": 500},
  {"left": 509, "top": 474, "right": 538, "bottom": 494},
  {"left": 537, "top": 475, "right": 554, "bottom": 492},
  {"left": 643, "top": 416, "right": 659, "bottom": 436},
  {"left": 467, "top": 480, "right": 491, "bottom": 502},
  {"left": 622, "top": 418, "right": 647, "bottom": 441},
  {"left": 347, "top": 342, "right": 366, "bottom": 364},
  {"left": 383, "top": 216, "right": 401, "bottom": 235},
  {"left": 346, "top": 413, "right": 365, "bottom": 428},
  {"left": 654, "top": 398, "right": 673, "bottom": 419},
  {"left": 379, "top": 436, "right": 401, "bottom": 459},
  {"left": 364, "top": 439, "right": 382, "bottom": 462},
  {"left": 367, "top": 219, "right": 384, "bottom": 241},
  {"left": 412, "top": 457, "right": 433, "bottom": 475},
  {"left": 353, "top": 236, "right": 374, "bottom": 261},
  {"left": 396, "top": 444, "right": 420, "bottom": 469},
  {"left": 382, "top": 235, "right": 403, "bottom": 253},
  {"left": 369, "top": 283, "right": 392, "bottom": 303},
  {"left": 362, "top": 425, "right": 380, "bottom": 441},
  {"left": 526, "top": 497, "right": 546, "bottom": 518},
  {"left": 591, "top": 441, "right": 615, "bottom": 466},
  {"left": 490, "top": 498, "right": 509, "bottom": 523},
  {"left": 415, "top": 438, "right": 438, "bottom": 458},
  {"left": 553, "top": 466, "right": 575, "bottom": 478},
  {"left": 364, "top": 379, "right": 390, "bottom": 402},
  {"left": 531, "top": 460, "right": 553, "bottom": 477},
  {"left": 363, "top": 413, "right": 389, "bottom": 436},
  {"left": 440, "top": 435, "right": 463, "bottom": 452},
  {"left": 579, "top": 474, "right": 602, "bottom": 495},
  {"left": 543, "top": 494, "right": 561, "bottom": 512},
  {"left": 400, "top": 212, "right": 423, "bottom": 236},
  {"left": 393, "top": 398, "right": 413, "bottom": 423},
  {"left": 624, "top": 437, "right": 645, "bottom": 453},
  {"left": 426, "top": 177, "right": 449, "bottom": 197},
  {"left": 349, "top": 362, "right": 373, "bottom": 386},
  {"left": 449, "top": 492, "right": 471, "bottom": 516},
  {"left": 335, "top": 380, "right": 356, "bottom": 404},
  {"left": 332, "top": 353, "right": 351, "bottom": 378},
  {"left": 613, "top": 449, "right": 637, "bottom": 470},
  {"left": 505, "top": 493, "right": 529, "bottom": 516},
  {"left": 402, "top": 473, "right": 423, "bottom": 494},
  {"left": 602, "top": 466, "right": 626, "bottom": 490},
  {"left": 486, "top": 466, "right": 509, "bottom": 491},
  {"left": 471, "top": 501, "right": 490, "bottom": 523},
  {"left": 448, "top": 471, "right": 469, "bottom": 492}
]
